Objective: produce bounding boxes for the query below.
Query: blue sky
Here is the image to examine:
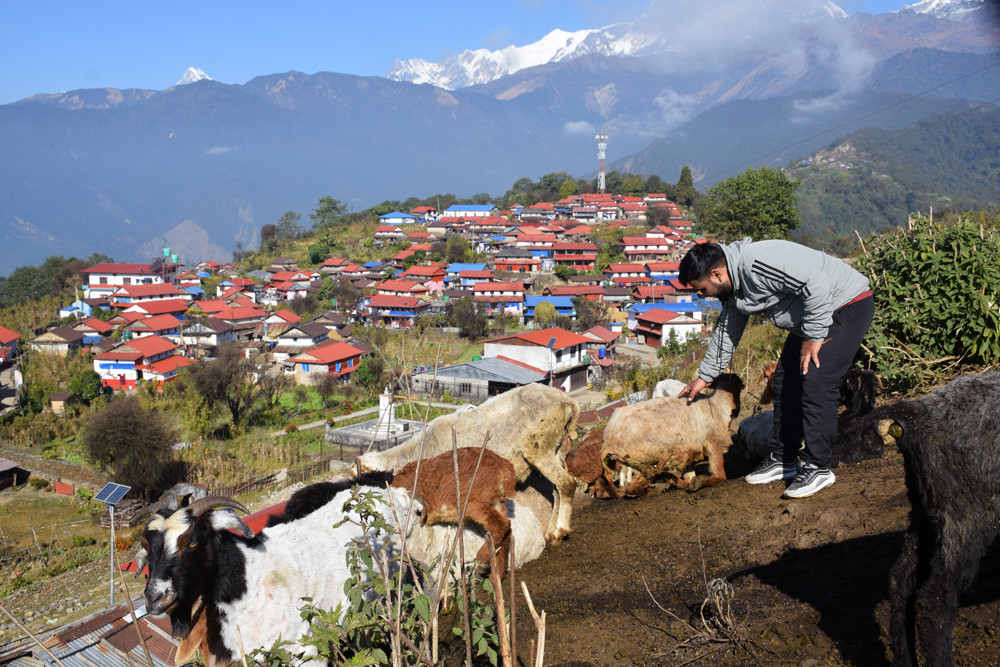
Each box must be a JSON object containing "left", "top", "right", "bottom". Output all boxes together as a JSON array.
[{"left": 1, "top": 0, "right": 908, "bottom": 105}]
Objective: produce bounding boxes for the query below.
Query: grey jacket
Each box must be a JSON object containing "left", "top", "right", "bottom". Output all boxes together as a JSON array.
[{"left": 697, "top": 238, "right": 870, "bottom": 383}]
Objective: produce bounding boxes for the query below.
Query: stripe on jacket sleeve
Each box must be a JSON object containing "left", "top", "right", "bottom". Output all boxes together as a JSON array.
[{"left": 751, "top": 260, "right": 811, "bottom": 298}]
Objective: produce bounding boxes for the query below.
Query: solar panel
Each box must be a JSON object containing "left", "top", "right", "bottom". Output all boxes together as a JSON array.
[{"left": 94, "top": 482, "right": 132, "bottom": 506}]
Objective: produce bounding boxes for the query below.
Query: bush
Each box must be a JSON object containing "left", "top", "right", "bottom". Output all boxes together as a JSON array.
[
  {"left": 856, "top": 213, "right": 1000, "bottom": 393},
  {"left": 28, "top": 477, "right": 50, "bottom": 490}
]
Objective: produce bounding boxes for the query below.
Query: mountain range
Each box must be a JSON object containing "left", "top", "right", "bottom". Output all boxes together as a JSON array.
[{"left": 1, "top": 0, "right": 997, "bottom": 273}]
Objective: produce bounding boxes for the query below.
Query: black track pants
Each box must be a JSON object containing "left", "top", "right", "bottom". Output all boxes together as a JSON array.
[{"left": 767, "top": 296, "right": 875, "bottom": 468}]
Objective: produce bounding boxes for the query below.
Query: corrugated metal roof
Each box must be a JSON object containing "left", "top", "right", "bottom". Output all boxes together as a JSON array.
[
  {"left": 1, "top": 601, "right": 180, "bottom": 666},
  {"left": 414, "top": 357, "right": 546, "bottom": 385}
]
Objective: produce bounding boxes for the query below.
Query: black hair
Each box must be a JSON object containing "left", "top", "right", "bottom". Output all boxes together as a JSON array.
[{"left": 678, "top": 243, "right": 727, "bottom": 286}]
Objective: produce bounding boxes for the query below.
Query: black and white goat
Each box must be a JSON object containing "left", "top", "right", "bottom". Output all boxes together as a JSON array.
[
  {"left": 135, "top": 474, "right": 544, "bottom": 665},
  {"left": 853, "top": 371, "right": 1000, "bottom": 666}
]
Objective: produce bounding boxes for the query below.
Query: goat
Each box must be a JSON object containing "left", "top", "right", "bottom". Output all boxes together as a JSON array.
[
  {"left": 390, "top": 447, "right": 517, "bottom": 577},
  {"left": 856, "top": 371, "right": 1000, "bottom": 666},
  {"left": 597, "top": 373, "right": 744, "bottom": 492},
  {"left": 136, "top": 477, "right": 543, "bottom": 665},
  {"left": 355, "top": 383, "right": 580, "bottom": 540}
]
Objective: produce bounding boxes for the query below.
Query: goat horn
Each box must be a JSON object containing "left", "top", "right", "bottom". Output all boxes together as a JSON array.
[
  {"left": 135, "top": 501, "right": 167, "bottom": 520},
  {"left": 187, "top": 496, "right": 249, "bottom": 517}
]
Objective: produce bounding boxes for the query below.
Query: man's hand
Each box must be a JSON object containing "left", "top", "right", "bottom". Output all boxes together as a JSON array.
[
  {"left": 800, "top": 340, "right": 824, "bottom": 375},
  {"left": 678, "top": 377, "right": 710, "bottom": 403}
]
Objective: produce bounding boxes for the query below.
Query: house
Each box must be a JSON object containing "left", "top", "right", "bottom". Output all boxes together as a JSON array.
[
  {"left": 320, "top": 257, "right": 351, "bottom": 276},
  {"left": 71, "top": 315, "right": 115, "bottom": 345},
  {"left": 48, "top": 392, "right": 78, "bottom": 415},
  {"left": 208, "top": 305, "right": 267, "bottom": 340},
  {"left": 379, "top": 211, "right": 418, "bottom": 225},
  {"left": 632, "top": 284, "right": 679, "bottom": 303},
  {"left": 92, "top": 335, "right": 179, "bottom": 390},
  {"left": 472, "top": 281, "right": 526, "bottom": 313},
  {"left": 443, "top": 204, "right": 500, "bottom": 218},
  {"left": 634, "top": 309, "right": 703, "bottom": 347},
  {"left": 255, "top": 309, "right": 301, "bottom": 341},
  {"left": 445, "top": 263, "right": 488, "bottom": 284},
  {"left": 622, "top": 236, "right": 675, "bottom": 262},
  {"left": 482, "top": 327, "right": 591, "bottom": 392},
  {"left": 409, "top": 206, "right": 437, "bottom": 222},
  {"left": 143, "top": 355, "right": 196, "bottom": 386},
  {"left": 110, "top": 282, "right": 188, "bottom": 307},
  {"left": 523, "top": 296, "right": 575, "bottom": 325},
  {"left": 581, "top": 325, "right": 619, "bottom": 360},
  {"left": 551, "top": 242, "right": 598, "bottom": 272},
  {"left": 267, "top": 257, "right": 299, "bottom": 273},
  {"left": 492, "top": 247, "right": 543, "bottom": 274},
  {"left": 409, "top": 357, "right": 547, "bottom": 402},
  {"left": 285, "top": 340, "right": 365, "bottom": 384},
  {"left": 271, "top": 322, "right": 330, "bottom": 362},
  {"left": 27, "top": 327, "right": 85, "bottom": 356},
  {"left": 363, "top": 295, "right": 430, "bottom": 328},
  {"left": 375, "top": 225, "right": 406, "bottom": 241},
  {"left": 605, "top": 263, "right": 649, "bottom": 285},
  {"left": 122, "top": 298, "right": 191, "bottom": 319},
  {"left": 376, "top": 279, "right": 430, "bottom": 298},
  {"left": 542, "top": 285, "right": 604, "bottom": 302},
  {"left": 456, "top": 270, "right": 494, "bottom": 289},
  {"left": 180, "top": 319, "right": 234, "bottom": 352},
  {"left": 122, "top": 314, "right": 182, "bottom": 341},
  {"left": 80, "top": 262, "right": 173, "bottom": 299},
  {"left": 0, "top": 326, "right": 22, "bottom": 364}
]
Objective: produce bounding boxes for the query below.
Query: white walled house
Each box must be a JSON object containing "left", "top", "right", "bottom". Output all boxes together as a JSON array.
[{"left": 482, "top": 327, "right": 590, "bottom": 392}]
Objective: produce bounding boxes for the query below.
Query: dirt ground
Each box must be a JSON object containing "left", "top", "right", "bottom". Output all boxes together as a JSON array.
[{"left": 509, "top": 447, "right": 1000, "bottom": 667}]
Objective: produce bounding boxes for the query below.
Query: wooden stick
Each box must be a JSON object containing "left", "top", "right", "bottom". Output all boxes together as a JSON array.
[
  {"left": 235, "top": 626, "right": 250, "bottom": 667},
  {"left": 0, "top": 599, "right": 69, "bottom": 667},
  {"left": 486, "top": 534, "right": 513, "bottom": 667},
  {"left": 113, "top": 549, "right": 154, "bottom": 667},
  {"left": 520, "top": 582, "right": 546, "bottom": 667}
]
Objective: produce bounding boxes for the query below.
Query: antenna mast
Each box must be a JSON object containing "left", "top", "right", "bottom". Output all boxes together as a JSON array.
[{"left": 595, "top": 131, "right": 608, "bottom": 193}]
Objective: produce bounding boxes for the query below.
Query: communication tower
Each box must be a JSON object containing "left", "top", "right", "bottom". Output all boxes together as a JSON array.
[{"left": 595, "top": 131, "right": 609, "bottom": 193}]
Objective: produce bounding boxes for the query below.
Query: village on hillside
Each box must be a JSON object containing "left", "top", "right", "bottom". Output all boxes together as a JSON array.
[{"left": 0, "top": 193, "right": 709, "bottom": 406}]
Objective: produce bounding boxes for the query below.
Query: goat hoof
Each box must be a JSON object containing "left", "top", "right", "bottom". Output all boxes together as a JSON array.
[{"left": 544, "top": 528, "right": 570, "bottom": 542}]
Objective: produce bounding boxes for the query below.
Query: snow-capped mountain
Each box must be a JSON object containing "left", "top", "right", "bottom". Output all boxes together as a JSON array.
[
  {"left": 899, "top": 0, "right": 987, "bottom": 21},
  {"left": 388, "top": 25, "right": 656, "bottom": 90},
  {"left": 176, "top": 67, "right": 212, "bottom": 86},
  {"left": 388, "top": 1, "right": 855, "bottom": 90}
]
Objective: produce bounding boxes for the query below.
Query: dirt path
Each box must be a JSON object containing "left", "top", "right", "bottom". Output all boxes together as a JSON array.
[{"left": 512, "top": 448, "right": 1000, "bottom": 666}]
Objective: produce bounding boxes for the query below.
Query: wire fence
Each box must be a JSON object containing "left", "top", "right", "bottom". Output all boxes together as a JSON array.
[{"left": 0, "top": 518, "right": 108, "bottom": 585}]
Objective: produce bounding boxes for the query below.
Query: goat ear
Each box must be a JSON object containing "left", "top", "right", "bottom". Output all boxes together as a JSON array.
[
  {"left": 134, "top": 548, "right": 147, "bottom": 579},
  {"left": 208, "top": 508, "right": 254, "bottom": 538}
]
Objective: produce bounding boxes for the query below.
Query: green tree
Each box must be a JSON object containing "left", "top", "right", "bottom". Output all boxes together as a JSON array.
[
  {"left": 447, "top": 297, "right": 488, "bottom": 339},
  {"left": 572, "top": 296, "right": 608, "bottom": 331},
  {"left": 353, "top": 357, "right": 385, "bottom": 392},
  {"left": 68, "top": 368, "right": 102, "bottom": 402},
  {"left": 622, "top": 173, "right": 646, "bottom": 197},
  {"left": 558, "top": 179, "right": 579, "bottom": 199},
  {"left": 673, "top": 166, "right": 697, "bottom": 207},
  {"left": 184, "top": 343, "right": 261, "bottom": 428},
  {"left": 446, "top": 235, "right": 471, "bottom": 264},
  {"left": 82, "top": 396, "right": 179, "bottom": 499},
  {"left": 553, "top": 265, "right": 577, "bottom": 281},
  {"left": 310, "top": 197, "right": 348, "bottom": 230},
  {"left": 695, "top": 167, "right": 801, "bottom": 242},
  {"left": 533, "top": 301, "right": 558, "bottom": 328},
  {"left": 275, "top": 211, "right": 304, "bottom": 242}
]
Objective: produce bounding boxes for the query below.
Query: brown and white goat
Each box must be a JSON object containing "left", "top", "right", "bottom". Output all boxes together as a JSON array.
[{"left": 390, "top": 447, "right": 517, "bottom": 576}]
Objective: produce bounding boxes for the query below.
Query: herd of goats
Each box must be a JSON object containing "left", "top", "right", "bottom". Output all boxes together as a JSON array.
[{"left": 130, "top": 370, "right": 1000, "bottom": 666}]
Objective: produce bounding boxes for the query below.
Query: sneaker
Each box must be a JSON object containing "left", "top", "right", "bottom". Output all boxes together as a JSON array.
[
  {"left": 745, "top": 453, "right": 798, "bottom": 485},
  {"left": 783, "top": 462, "right": 836, "bottom": 498}
]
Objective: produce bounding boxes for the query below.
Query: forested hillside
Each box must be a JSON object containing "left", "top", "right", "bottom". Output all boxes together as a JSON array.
[{"left": 791, "top": 105, "right": 1000, "bottom": 240}]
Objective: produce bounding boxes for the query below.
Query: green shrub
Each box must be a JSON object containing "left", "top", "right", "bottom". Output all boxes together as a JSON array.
[
  {"left": 856, "top": 213, "right": 1000, "bottom": 393},
  {"left": 28, "top": 477, "right": 50, "bottom": 490}
]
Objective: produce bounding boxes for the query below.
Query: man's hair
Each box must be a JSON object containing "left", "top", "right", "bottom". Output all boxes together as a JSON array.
[{"left": 678, "top": 243, "right": 727, "bottom": 286}]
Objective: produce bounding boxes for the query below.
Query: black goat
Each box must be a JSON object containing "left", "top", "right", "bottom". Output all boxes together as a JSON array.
[{"left": 865, "top": 371, "right": 1000, "bottom": 666}]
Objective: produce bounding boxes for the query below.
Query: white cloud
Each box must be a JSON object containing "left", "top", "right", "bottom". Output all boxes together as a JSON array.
[
  {"left": 205, "top": 146, "right": 239, "bottom": 156},
  {"left": 563, "top": 120, "right": 596, "bottom": 134}
]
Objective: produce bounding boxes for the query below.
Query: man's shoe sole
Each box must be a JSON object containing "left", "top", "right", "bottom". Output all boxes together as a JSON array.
[{"left": 782, "top": 472, "right": 836, "bottom": 498}]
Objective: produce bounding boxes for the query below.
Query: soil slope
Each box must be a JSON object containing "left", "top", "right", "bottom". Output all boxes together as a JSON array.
[{"left": 513, "top": 448, "right": 1000, "bottom": 666}]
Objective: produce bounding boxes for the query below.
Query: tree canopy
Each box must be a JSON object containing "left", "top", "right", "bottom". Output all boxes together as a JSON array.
[{"left": 695, "top": 167, "right": 801, "bottom": 242}]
